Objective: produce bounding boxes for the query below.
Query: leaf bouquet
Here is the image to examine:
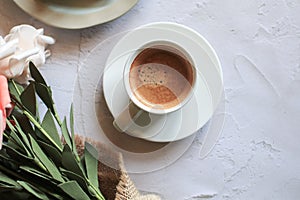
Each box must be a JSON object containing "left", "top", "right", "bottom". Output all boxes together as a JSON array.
[{"left": 0, "top": 63, "right": 105, "bottom": 200}]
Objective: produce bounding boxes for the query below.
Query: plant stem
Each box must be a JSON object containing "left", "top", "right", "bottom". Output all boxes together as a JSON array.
[
  {"left": 0, "top": 165, "right": 63, "bottom": 200},
  {"left": 0, "top": 164, "right": 25, "bottom": 183},
  {"left": 23, "top": 111, "right": 63, "bottom": 152},
  {"left": 12, "top": 80, "right": 21, "bottom": 95},
  {"left": 88, "top": 181, "right": 105, "bottom": 200},
  {"left": 5, "top": 123, "right": 47, "bottom": 173},
  {"left": 34, "top": 158, "right": 48, "bottom": 172},
  {"left": 52, "top": 105, "right": 62, "bottom": 126}
]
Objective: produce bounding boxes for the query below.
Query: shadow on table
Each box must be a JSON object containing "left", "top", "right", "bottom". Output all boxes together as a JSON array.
[{"left": 95, "top": 90, "right": 169, "bottom": 154}]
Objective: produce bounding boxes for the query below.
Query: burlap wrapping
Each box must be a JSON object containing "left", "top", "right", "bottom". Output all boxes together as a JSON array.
[{"left": 74, "top": 135, "right": 161, "bottom": 200}]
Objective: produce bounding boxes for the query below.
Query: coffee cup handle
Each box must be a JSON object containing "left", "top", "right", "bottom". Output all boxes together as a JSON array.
[{"left": 113, "top": 101, "right": 145, "bottom": 132}]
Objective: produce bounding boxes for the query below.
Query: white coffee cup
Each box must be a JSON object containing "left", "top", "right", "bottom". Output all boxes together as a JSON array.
[{"left": 113, "top": 40, "right": 197, "bottom": 133}]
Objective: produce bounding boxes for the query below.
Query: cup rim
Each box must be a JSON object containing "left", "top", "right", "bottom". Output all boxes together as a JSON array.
[{"left": 123, "top": 40, "right": 197, "bottom": 115}]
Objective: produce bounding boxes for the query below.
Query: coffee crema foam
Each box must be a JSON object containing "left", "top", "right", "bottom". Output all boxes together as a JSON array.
[{"left": 129, "top": 48, "right": 194, "bottom": 110}]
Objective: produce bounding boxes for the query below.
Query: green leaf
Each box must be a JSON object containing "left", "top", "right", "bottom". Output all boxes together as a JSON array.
[
  {"left": 35, "top": 83, "right": 55, "bottom": 114},
  {"left": 0, "top": 150, "right": 18, "bottom": 166},
  {"left": 20, "top": 166, "right": 53, "bottom": 182},
  {"left": 5, "top": 122, "right": 28, "bottom": 155},
  {"left": 0, "top": 177, "right": 23, "bottom": 192},
  {"left": 12, "top": 117, "right": 34, "bottom": 156},
  {"left": 11, "top": 110, "right": 35, "bottom": 138},
  {"left": 35, "top": 127, "right": 49, "bottom": 144},
  {"left": 61, "top": 118, "right": 72, "bottom": 149},
  {"left": 60, "top": 168, "right": 89, "bottom": 192},
  {"left": 17, "top": 181, "right": 49, "bottom": 200},
  {"left": 20, "top": 82, "right": 36, "bottom": 116},
  {"left": 84, "top": 142, "right": 99, "bottom": 189},
  {"left": 17, "top": 167, "right": 65, "bottom": 200},
  {"left": 80, "top": 155, "right": 86, "bottom": 174},
  {"left": 29, "top": 62, "right": 46, "bottom": 85},
  {"left": 29, "top": 135, "right": 64, "bottom": 182},
  {"left": 37, "top": 140, "right": 62, "bottom": 167},
  {"left": 0, "top": 185, "right": 20, "bottom": 192},
  {"left": 7, "top": 139, "right": 20, "bottom": 150},
  {"left": 45, "top": 192, "right": 65, "bottom": 200},
  {"left": 58, "top": 181, "right": 90, "bottom": 200},
  {"left": 70, "top": 105, "right": 80, "bottom": 161},
  {"left": 70, "top": 104, "right": 75, "bottom": 138},
  {"left": 62, "top": 145, "right": 85, "bottom": 178},
  {"left": 22, "top": 110, "right": 62, "bottom": 152},
  {"left": 2, "top": 143, "right": 34, "bottom": 163},
  {"left": 41, "top": 110, "right": 62, "bottom": 149},
  {"left": 0, "top": 172, "right": 21, "bottom": 187},
  {"left": 8, "top": 80, "right": 24, "bottom": 101}
]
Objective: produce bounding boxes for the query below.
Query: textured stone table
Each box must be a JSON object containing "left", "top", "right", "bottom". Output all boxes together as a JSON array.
[{"left": 1, "top": 0, "right": 300, "bottom": 199}]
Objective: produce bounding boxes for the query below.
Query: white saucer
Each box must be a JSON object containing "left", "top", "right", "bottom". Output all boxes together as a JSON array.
[
  {"left": 13, "top": 0, "right": 138, "bottom": 29},
  {"left": 103, "top": 22, "right": 223, "bottom": 142}
]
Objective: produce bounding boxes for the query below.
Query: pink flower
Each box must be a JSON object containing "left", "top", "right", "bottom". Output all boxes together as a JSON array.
[{"left": 0, "top": 75, "right": 12, "bottom": 149}]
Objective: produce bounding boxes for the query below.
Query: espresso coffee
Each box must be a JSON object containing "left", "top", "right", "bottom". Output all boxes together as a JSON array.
[{"left": 129, "top": 47, "right": 194, "bottom": 109}]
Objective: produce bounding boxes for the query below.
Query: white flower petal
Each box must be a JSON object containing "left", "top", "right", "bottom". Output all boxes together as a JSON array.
[{"left": 0, "top": 24, "right": 55, "bottom": 83}]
